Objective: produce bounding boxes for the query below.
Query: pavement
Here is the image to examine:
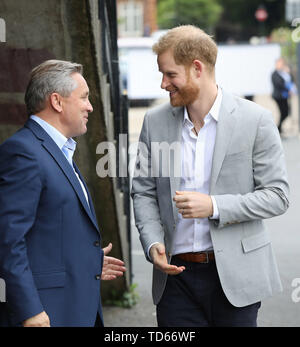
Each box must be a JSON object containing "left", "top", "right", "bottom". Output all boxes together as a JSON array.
[{"left": 102, "top": 94, "right": 300, "bottom": 327}]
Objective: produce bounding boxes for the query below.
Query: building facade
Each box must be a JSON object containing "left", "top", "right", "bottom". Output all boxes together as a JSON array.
[{"left": 117, "top": 0, "right": 157, "bottom": 37}]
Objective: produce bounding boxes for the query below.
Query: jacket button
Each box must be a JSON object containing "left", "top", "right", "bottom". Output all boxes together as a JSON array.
[
  {"left": 94, "top": 241, "right": 100, "bottom": 247},
  {"left": 95, "top": 274, "right": 101, "bottom": 280}
]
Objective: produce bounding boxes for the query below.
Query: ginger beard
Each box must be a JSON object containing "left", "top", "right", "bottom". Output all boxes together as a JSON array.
[{"left": 169, "top": 69, "right": 200, "bottom": 107}]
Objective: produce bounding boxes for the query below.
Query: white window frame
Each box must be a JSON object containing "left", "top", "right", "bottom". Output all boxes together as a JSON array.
[{"left": 118, "top": 1, "right": 144, "bottom": 37}]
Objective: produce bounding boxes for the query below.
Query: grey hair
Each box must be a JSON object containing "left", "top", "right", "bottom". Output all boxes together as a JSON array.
[{"left": 25, "top": 60, "right": 83, "bottom": 116}]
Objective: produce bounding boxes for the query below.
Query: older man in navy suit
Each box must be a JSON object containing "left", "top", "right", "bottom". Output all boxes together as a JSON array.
[{"left": 0, "top": 60, "right": 125, "bottom": 327}]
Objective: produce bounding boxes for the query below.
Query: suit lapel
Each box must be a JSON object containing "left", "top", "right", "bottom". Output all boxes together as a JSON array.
[
  {"left": 25, "top": 120, "right": 99, "bottom": 232},
  {"left": 210, "top": 91, "right": 238, "bottom": 193},
  {"left": 73, "top": 162, "right": 98, "bottom": 224},
  {"left": 168, "top": 106, "right": 183, "bottom": 223}
]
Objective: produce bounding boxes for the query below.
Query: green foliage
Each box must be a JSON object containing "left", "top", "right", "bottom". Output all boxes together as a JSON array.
[
  {"left": 157, "top": 0, "right": 223, "bottom": 32},
  {"left": 103, "top": 283, "right": 140, "bottom": 308},
  {"left": 216, "top": 0, "right": 287, "bottom": 28},
  {"left": 157, "top": 0, "right": 288, "bottom": 41},
  {"left": 270, "top": 27, "right": 298, "bottom": 70}
]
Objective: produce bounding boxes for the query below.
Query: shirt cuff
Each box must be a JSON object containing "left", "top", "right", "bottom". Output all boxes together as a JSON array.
[{"left": 210, "top": 196, "right": 219, "bottom": 220}]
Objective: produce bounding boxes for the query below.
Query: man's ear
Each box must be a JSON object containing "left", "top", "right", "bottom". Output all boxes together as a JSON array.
[
  {"left": 49, "top": 93, "right": 63, "bottom": 113},
  {"left": 192, "top": 59, "right": 204, "bottom": 78}
]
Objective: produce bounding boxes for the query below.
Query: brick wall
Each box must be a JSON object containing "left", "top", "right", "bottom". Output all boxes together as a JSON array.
[{"left": 143, "top": 0, "right": 157, "bottom": 36}]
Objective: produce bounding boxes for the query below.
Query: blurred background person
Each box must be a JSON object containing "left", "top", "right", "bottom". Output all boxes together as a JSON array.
[{"left": 271, "top": 57, "right": 297, "bottom": 135}]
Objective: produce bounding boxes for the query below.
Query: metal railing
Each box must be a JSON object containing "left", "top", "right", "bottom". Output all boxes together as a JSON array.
[{"left": 98, "top": 0, "right": 132, "bottom": 282}]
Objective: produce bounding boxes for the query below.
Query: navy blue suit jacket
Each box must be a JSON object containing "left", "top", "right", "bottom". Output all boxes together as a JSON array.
[{"left": 0, "top": 120, "right": 104, "bottom": 327}]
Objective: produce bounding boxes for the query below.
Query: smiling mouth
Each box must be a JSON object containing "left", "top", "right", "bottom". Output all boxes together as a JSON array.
[{"left": 169, "top": 89, "right": 178, "bottom": 96}]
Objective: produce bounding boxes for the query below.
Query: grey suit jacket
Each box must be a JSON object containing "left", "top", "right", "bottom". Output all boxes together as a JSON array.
[{"left": 131, "top": 90, "right": 289, "bottom": 307}]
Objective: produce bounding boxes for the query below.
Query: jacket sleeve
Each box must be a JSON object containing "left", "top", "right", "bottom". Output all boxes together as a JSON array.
[
  {"left": 0, "top": 140, "right": 44, "bottom": 325},
  {"left": 214, "top": 111, "right": 289, "bottom": 229},
  {"left": 131, "top": 113, "right": 165, "bottom": 261}
]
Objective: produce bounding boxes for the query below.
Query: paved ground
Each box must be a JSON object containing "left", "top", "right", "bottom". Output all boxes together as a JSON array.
[{"left": 102, "top": 94, "right": 300, "bottom": 327}]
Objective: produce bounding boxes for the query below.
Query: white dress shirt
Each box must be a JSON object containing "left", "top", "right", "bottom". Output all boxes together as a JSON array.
[{"left": 172, "top": 87, "right": 222, "bottom": 255}]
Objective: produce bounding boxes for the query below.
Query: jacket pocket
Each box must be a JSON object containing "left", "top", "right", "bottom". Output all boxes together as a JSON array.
[
  {"left": 241, "top": 232, "right": 271, "bottom": 253},
  {"left": 33, "top": 271, "right": 66, "bottom": 290},
  {"left": 223, "top": 150, "right": 251, "bottom": 164}
]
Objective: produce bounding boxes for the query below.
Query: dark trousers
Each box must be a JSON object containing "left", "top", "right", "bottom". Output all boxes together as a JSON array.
[
  {"left": 157, "top": 256, "right": 261, "bottom": 327},
  {"left": 274, "top": 98, "right": 289, "bottom": 133}
]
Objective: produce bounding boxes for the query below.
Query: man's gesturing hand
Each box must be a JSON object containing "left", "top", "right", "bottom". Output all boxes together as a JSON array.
[
  {"left": 173, "top": 191, "right": 213, "bottom": 218},
  {"left": 150, "top": 243, "right": 185, "bottom": 275},
  {"left": 22, "top": 311, "right": 50, "bottom": 327},
  {"left": 101, "top": 243, "right": 126, "bottom": 280}
]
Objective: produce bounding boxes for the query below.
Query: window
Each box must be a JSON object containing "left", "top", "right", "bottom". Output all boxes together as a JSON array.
[{"left": 118, "top": 1, "right": 144, "bottom": 37}]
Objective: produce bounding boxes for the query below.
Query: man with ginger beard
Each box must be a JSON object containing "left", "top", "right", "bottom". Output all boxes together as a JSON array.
[{"left": 131, "top": 25, "right": 289, "bottom": 327}]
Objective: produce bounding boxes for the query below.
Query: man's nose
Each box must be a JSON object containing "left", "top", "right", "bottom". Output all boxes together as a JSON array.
[
  {"left": 87, "top": 99, "right": 93, "bottom": 113},
  {"left": 161, "top": 75, "right": 169, "bottom": 90}
]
